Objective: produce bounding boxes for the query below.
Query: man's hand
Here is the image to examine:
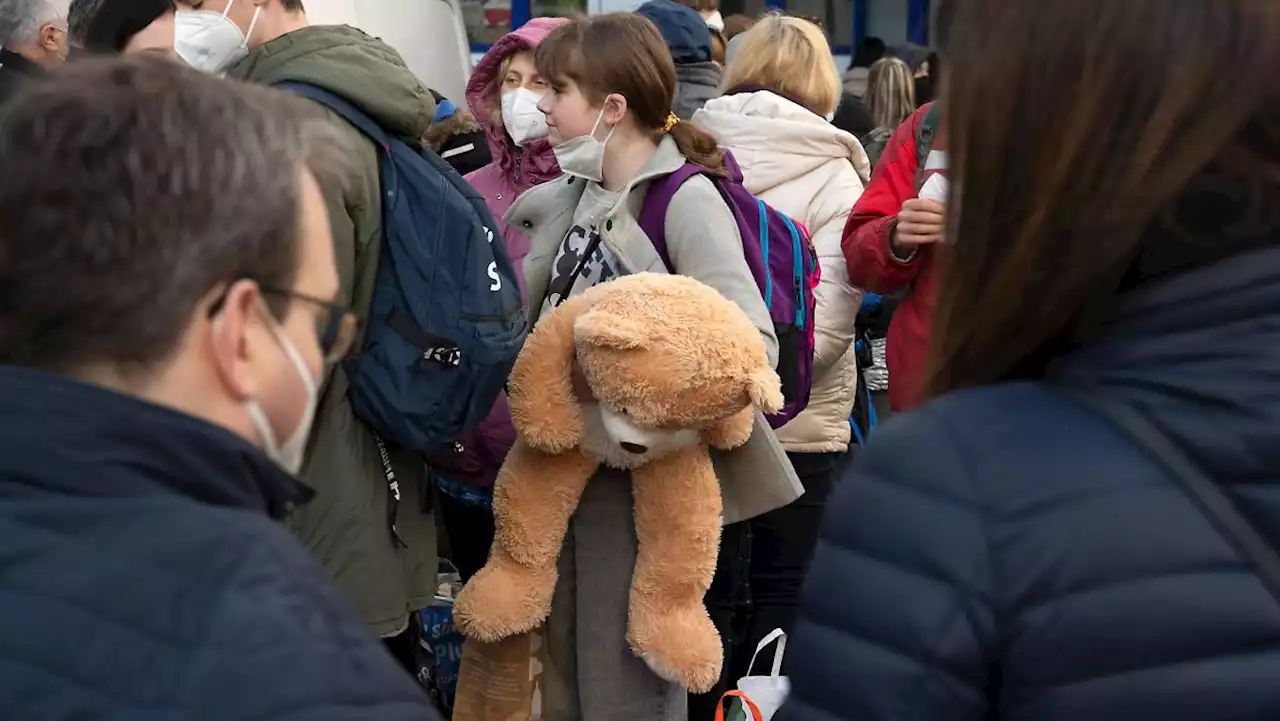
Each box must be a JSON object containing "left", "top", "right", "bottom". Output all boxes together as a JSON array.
[{"left": 892, "top": 198, "right": 947, "bottom": 257}]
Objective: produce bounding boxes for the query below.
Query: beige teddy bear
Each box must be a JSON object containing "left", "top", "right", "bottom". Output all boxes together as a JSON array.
[{"left": 453, "top": 272, "right": 783, "bottom": 692}]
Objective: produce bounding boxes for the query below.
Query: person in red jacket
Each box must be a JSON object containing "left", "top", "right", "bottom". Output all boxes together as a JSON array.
[{"left": 842, "top": 101, "right": 945, "bottom": 411}]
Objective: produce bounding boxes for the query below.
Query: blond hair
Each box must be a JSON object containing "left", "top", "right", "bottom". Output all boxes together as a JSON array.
[
  {"left": 721, "top": 14, "right": 841, "bottom": 117},
  {"left": 866, "top": 57, "right": 916, "bottom": 129}
]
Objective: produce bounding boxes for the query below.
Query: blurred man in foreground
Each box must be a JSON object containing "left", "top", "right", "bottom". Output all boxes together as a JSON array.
[{"left": 0, "top": 55, "right": 439, "bottom": 720}]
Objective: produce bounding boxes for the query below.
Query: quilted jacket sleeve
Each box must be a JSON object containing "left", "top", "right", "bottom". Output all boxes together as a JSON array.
[
  {"left": 841, "top": 107, "right": 929, "bottom": 296},
  {"left": 808, "top": 165, "right": 866, "bottom": 377},
  {"left": 775, "top": 405, "right": 995, "bottom": 721}
]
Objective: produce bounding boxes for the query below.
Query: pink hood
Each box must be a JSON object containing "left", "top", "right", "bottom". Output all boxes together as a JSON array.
[{"left": 465, "top": 18, "right": 566, "bottom": 190}]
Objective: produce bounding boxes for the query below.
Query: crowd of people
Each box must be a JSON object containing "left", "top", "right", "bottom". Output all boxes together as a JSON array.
[{"left": 1, "top": 0, "right": 1278, "bottom": 720}]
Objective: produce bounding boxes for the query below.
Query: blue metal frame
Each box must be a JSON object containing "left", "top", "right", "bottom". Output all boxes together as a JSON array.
[
  {"left": 853, "top": 0, "right": 868, "bottom": 44},
  {"left": 907, "top": 0, "right": 930, "bottom": 45},
  {"left": 512, "top": 0, "right": 532, "bottom": 27}
]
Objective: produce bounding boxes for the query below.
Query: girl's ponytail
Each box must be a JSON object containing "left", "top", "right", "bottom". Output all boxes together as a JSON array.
[{"left": 665, "top": 114, "right": 729, "bottom": 178}]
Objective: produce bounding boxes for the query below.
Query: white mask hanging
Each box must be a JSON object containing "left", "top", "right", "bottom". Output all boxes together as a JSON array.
[
  {"left": 243, "top": 302, "right": 320, "bottom": 475},
  {"left": 174, "top": 0, "right": 261, "bottom": 74},
  {"left": 502, "top": 88, "right": 550, "bottom": 146},
  {"left": 552, "top": 106, "right": 615, "bottom": 184}
]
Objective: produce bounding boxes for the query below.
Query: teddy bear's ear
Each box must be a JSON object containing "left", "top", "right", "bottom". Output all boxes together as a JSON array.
[
  {"left": 746, "top": 368, "right": 784, "bottom": 415},
  {"left": 574, "top": 309, "right": 650, "bottom": 350}
]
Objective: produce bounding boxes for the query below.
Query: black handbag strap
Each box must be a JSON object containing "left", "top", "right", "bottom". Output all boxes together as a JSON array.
[{"left": 1066, "top": 389, "right": 1280, "bottom": 605}]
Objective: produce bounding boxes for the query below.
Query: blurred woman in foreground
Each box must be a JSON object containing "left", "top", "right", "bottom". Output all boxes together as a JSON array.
[{"left": 779, "top": 0, "right": 1280, "bottom": 720}]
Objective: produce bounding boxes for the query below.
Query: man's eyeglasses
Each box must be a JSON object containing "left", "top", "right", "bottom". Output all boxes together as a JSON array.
[
  {"left": 260, "top": 287, "right": 359, "bottom": 364},
  {"left": 209, "top": 282, "right": 359, "bottom": 365}
]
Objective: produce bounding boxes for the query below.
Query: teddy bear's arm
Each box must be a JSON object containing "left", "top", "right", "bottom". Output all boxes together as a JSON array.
[
  {"left": 701, "top": 405, "right": 757, "bottom": 450},
  {"left": 492, "top": 442, "right": 599, "bottom": 568}
]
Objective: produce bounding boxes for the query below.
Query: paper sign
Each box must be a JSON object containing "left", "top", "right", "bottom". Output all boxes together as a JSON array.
[{"left": 919, "top": 173, "right": 949, "bottom": 204}]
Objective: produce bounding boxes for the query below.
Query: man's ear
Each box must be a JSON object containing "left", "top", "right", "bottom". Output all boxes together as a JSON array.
[
  {"left": 207, "top": 279, "right": 266, "bottom": 403},
  {"left": 39, "top": 23, "right": 62, "bottom": 54}
]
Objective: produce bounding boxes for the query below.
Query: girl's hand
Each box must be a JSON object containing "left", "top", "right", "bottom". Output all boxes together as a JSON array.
[{"left": 571, "top": 355, "right": 596, "bottom": 402}]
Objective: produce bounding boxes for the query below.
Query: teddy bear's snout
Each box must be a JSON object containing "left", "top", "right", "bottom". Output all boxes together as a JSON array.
[{"left": 620, "top": 441, "right": 649, "bottom": 455}]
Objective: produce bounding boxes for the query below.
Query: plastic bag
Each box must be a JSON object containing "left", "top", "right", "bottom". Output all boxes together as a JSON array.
[
  {"left": 733, "top": 629, "right": 790, "bottom": 720},
  {"left": 452, "top": 630, "right": 547, "bottom": 721},
  {"left": 418, "top": 561, "right": 465, "bottom": 715},
  {"left": 716, "top": 690, "right": 763, "bottom": 721}
]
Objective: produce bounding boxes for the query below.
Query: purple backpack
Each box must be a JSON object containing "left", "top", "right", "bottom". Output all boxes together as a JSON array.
[{"left": 637, "top": 152, "right": 819, "bottom": 428}]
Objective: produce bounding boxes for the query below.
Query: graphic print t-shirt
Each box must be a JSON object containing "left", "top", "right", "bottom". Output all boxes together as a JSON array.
[{"left": 542, "top": 181, "right": 622, "bottom": 313}]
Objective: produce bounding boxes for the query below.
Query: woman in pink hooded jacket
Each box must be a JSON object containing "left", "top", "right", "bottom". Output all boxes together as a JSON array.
[{"left": 434, "top": 17, "right": 567, "bottom": 581}]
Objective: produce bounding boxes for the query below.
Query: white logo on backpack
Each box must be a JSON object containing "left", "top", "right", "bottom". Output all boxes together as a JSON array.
[{"left": 484, "top": 226, "right": 503, "bottom": 291}]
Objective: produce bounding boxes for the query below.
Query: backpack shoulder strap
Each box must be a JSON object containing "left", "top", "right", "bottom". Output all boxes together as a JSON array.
[
  {"left": 1064, "top": 388, "right": 1280, "bottom": 605},
  {"left": 274, "top": 81, "right": 391, "bottom": 150},
  {"left": 913, "top": 103, "right": 942, "bottom": 188},
  {"left": 636, "top": 162, "right": 708, "bottom": 271}
]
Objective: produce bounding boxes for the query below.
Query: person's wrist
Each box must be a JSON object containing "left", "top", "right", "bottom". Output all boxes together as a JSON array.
[{"left": 888, "top": 223, "right": 918, "bottom": 263}]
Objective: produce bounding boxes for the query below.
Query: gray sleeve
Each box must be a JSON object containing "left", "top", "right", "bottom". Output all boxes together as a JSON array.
[{"left": 662, "top": 175, "right": 779, "bottom": 368}]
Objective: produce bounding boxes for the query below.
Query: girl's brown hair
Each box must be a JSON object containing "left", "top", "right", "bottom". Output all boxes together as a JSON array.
[
  {"left": 927, "top": 0, "right": 1280, "bottom": 398},
  {"left": 536, "top": 13, "right": 727, "bottom": 177}
]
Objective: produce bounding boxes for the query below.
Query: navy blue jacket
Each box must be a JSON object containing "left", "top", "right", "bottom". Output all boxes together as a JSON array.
[
  {"left": 0, "top": 368, "right": 440, "bottom": 720},
  {"left": 778, "top": 246, "right": 1280, "bottom": 721}
]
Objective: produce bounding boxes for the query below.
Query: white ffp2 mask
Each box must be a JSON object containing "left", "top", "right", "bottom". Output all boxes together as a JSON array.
[
  {"left": 174, "top": 0, "right": 261, "bottom": 74},
  {"left": 501, "top": 88, "right": 549, "bottom": 146},
  {"left": 552, "top": 106, "right": 615, "bottom": 184}
]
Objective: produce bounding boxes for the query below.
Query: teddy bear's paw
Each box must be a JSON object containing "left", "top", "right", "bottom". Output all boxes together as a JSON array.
[
  {"left": 453, "top": 562, "right": 556, "bottom": 642},
  {"left": 628, "top": 605, "right": 723, "bottom": 693}
]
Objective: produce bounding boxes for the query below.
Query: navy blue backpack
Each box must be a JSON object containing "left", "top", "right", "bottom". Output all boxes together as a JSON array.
[{"left": 278, "top": 83, "right": 528, "bottom": 460}]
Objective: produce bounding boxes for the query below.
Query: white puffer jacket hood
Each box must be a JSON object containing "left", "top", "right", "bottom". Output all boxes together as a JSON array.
[{"left": 695, "top": 90, "right": 871, "bottom": 453}]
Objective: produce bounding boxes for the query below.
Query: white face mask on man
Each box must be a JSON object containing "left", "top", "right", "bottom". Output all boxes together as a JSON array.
[
  {"left": 175, "top": 0, "right": 261, "bottom": 74},
  {"left": 501, "top": 88, "right": 550, "bottom": 146},
  {"left": 553, "top": 106, "right": 616, "bottom": 184},
  {"left": 243, "top": 302, "right": 320, "bottom": 475}
]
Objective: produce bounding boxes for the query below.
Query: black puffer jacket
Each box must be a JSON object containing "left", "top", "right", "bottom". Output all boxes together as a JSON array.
[
  {"left": 778, "top": 244, "right": 1280, "bottom": 721},
  {"left": 0, "top": 49, "right": 41, "bottom": 109},
  {"left": 0, "top": 368, "right": 440, "bottom": 720}
]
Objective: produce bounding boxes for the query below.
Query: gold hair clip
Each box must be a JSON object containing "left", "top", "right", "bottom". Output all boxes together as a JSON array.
[{"left": 663, "top": 113, "right": 680, "bottom": 132}]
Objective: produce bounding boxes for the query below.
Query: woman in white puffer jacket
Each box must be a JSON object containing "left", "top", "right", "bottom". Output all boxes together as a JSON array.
[{"left": 687, "top": 12, "right": 871, "bottom": 715}]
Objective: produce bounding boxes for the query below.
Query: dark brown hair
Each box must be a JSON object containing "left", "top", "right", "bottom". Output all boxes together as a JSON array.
[
  {"left": 926, "top": 0, "right": 1280, "bottom": 398},
  {"left": 0, "top": 54, "right": 347, "bottom": 373},
  {"left": 536, "top": 13, "right": 727, "bottom": 177}
]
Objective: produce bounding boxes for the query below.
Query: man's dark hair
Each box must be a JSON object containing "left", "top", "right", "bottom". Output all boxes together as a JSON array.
[
  {"left": 852, "top": 36, "right": 887, "bottom": 68},
  {"left": 0, "top": 55, "right": 348, "bottom": 374},
  {"left": 69, "top": 0, "right": 173, "bottom": 53},
  {"left": 282, "top": 0, "right": 305, "bottom": 10}
]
